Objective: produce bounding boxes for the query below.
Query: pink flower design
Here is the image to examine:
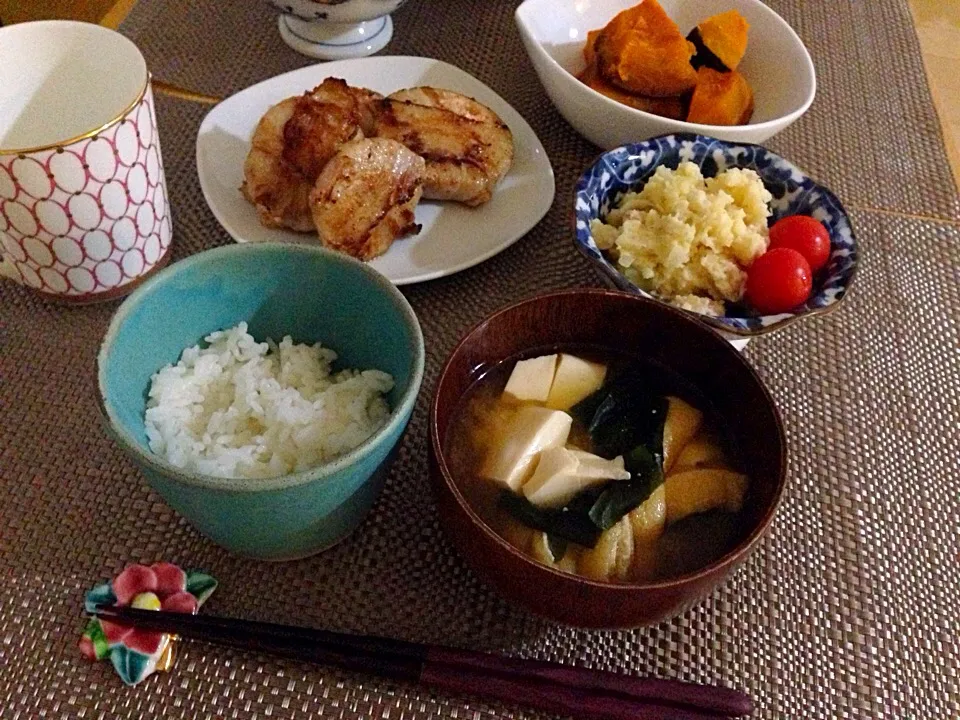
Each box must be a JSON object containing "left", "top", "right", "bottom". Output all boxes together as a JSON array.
[
  {"left": 80, "top": 563, "right": 198, "bottom": 658},
  {"left": 79, "top": 562, "right": 216, "bottom": 685}
]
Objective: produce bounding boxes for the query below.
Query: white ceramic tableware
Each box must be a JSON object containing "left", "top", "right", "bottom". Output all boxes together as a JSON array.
[
  {"left": 515, "top": 0, "right": 816, "bottom": 149},
  {"left": 268, "top": 0, "right": 409, "bottom": 60},
  {"left": 0, "top": 21, "right": 172, "bottom": 303},
  {"left": 196, "top": 56, "right": 556, "bottom": 286}
]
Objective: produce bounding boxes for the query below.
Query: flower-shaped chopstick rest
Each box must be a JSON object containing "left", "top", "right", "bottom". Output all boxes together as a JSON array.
[{"left": 80, "top": 563, "right": 217, "bottom": 685}]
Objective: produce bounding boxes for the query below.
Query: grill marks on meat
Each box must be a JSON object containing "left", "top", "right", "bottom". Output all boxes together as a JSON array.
[
  {"left": 241, "top": 79, "right": 382, "bottom": 233},
  {"left": 242, "top": 79, "right": 515, "bottom": 259},
  {"left": 389, "top": 87, "right": 503, "bottom": 124},
  {"left": 280, "top": 95, "right": 361, "bottom": 180},
  {"left": 242, "top": 97, "right": 316, "bottom": 232},
  {"left": 374, "top": 87, "right": 514, "bottom": 207},
  {"left": 310, "top": 138, "right": 425, "bottom": 261},
  {"left": 281, "top": 78, "right": 383, "bottom": 179}
]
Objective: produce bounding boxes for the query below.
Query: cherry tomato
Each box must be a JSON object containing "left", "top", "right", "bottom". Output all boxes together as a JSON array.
[
  {"left": 745, "top": 248, "right": 813, "bottom": 314},
  {"left": 768, "top": 215, "right": 831, "bottom": 272}
]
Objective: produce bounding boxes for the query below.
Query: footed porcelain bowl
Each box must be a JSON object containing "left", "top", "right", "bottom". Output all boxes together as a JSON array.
[
  {"left": 574, "top": 134, "right": 858, "bottom": 337},
  {"left": 268, "top": 0, "right": 409, "bottom": 59}
]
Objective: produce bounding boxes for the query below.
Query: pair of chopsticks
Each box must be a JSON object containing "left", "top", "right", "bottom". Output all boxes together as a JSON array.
[{"left": 91, "top": 606, "right": 753, "bottom": 718}]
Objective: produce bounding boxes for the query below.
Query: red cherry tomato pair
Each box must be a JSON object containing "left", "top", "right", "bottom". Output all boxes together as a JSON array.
[{"left": 745, "top": 215, "right": 831, "bottom": 315}]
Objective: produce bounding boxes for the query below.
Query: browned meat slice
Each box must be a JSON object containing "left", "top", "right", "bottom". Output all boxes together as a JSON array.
[
  {"left": 309, "top": 138, "right": 425, "bottom": 261},
  {"left": 242, "top": 79, "right": 383, "bottom": 232},
  {"left": 373, "top": 88, "right": 514, "bottom": 207},
  {"left": 389, "top": 87, "right": 502, "bottom": 125},
  {"left": 241, "top": 97, "right": 315, "bottom": 232},
  {"left": 281, "top": 78, "right": 383, "bottom": 179},
  {"left": 307, "top": 77, "right": 382, "bottom": 136}
]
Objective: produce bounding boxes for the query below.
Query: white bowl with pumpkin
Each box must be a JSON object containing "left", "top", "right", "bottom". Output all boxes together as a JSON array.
[{"left": 515, "top": 0, "right": 816, "bottom": 148}]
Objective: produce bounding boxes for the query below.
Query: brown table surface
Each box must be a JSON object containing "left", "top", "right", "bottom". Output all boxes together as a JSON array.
[{"left": 2, "top": 1, "right": 959, "bottom": 718}]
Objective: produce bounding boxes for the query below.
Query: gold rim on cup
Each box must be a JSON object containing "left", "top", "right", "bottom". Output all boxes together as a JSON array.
[{"left": 0, "top": 75, "right": 150, "bottom": 156}]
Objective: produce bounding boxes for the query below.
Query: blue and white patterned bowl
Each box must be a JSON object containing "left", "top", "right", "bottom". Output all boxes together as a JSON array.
[{"left": 574, "top": 134, "right": 858, "bottom": 336}]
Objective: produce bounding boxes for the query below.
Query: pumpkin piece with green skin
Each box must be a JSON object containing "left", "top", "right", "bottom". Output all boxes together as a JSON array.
[{"left": 687, "top": 10, "right": 750, "bottom": 72}]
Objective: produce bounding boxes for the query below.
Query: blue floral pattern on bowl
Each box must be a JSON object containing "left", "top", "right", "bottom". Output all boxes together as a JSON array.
[
  {"left": 268, "top": 0, "right": 407, "bottom": 23},
  {"left": 574, "top": 134, "right": 858, "bottom": 336}
]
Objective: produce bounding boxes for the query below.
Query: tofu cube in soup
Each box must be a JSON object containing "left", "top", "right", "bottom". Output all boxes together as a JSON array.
[
  {"left": 546, "top": 354, "right": 608, "bottom": 410},
  {"left": 503, "top": 352, "right": 607, "bottom": 409},
  {"left": 503, "top": 354, "right": 558, "bottom": 402},
  {"left": 522, "top": 447, "right": 630, "bottom": 508},
  {"left": 447, "top": 347, "right": 753, "bottom": 584},
  {"left": 480, "top": 406, "right": 572, "bottom": 490}
]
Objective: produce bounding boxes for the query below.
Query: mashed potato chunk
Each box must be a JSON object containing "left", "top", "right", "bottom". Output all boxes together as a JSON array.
[{"left": 590, "top": 161, "right": 772, "bottom": 316}]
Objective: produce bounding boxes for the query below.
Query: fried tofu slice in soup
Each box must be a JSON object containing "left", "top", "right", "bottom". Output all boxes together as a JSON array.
[
  {"left": 374, "top": 88, "right": 514, "bottom": 207},
  {"left": 578, "top": 515, "right": 634, "bottom": 582},
  {"left": 310, "top": 138, "right": 425, "bottom": 261}
]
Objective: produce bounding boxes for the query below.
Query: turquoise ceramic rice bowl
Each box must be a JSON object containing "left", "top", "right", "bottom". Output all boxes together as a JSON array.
[{"left": 97, "top": 243, "right": 425, "bottom": 560}]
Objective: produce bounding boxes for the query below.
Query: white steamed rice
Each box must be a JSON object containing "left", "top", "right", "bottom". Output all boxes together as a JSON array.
[{"left": 144, "top": 322, "right": 394, "bottom": 479}]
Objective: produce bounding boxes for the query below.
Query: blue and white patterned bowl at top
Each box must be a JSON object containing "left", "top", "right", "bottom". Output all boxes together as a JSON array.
[{"left": 574, "top": 133, "right": 858, "bottom": 337}]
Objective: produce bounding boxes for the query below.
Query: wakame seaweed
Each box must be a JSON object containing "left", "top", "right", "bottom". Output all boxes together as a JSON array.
[
  {"left": 498, "top": 490, "right": 603, "bottom": 548},
  {"left": 501, "top": 365, "right": 670, "bottom": 548},
  {"left": 576, "top": 368, "right": 669, "bottom": 531},
  {"left": 589, "top": 443, "right": 665, "bottom": 530},
  {"left": 572, "top": 370, "right": 668, "bottom": 459},
  {"left": 546, "top": 534, "right": 569, "bottom": 562}
]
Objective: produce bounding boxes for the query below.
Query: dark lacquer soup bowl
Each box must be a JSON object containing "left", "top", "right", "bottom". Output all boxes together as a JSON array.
[{"left": 428, "top": 289, "right": 787, "bottom": 628}]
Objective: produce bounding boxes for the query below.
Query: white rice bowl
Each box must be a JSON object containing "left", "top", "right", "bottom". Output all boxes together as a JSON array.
[{"left": 144, "top": 322, "right": 394, "bottom": 479}]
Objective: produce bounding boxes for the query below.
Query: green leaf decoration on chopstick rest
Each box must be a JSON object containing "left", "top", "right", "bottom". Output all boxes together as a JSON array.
[
  {"left": 185, "top": 571, "right": 218, "bottom": 605},
  {"left": 79, "top": 562, "right": 218, "bottom": 686},
  {"left": 83, "top": 582, "right": 117, "bottom": 614},
  {"left": 110, "top": 644, "right": 154, "bottom": 687},
  {"left": 82, "top": 618, "right": 111, "bottom": 660}
]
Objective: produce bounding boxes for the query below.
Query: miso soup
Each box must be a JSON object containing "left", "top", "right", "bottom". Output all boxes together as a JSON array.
[{"left": 445, "top": 346, "right": 751, "bottom": 583}]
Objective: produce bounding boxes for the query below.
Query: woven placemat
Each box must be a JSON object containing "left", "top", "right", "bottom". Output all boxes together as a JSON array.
[{"left": 1, "top": 1, "right": 958, "bottom": 718}]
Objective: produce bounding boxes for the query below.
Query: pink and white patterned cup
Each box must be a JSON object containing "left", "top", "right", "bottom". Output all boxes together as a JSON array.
[{"left": 0, "top": 21, "right": 172, "bottom": 303}]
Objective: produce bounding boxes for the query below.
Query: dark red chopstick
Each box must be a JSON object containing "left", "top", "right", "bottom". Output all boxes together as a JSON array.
[{"left": 91, "top": 606, "right": 752, "bottom": 718}]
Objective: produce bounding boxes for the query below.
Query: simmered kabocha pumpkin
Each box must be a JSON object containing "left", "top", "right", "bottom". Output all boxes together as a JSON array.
[
  {"left": 593, "top": 0, "right": 698, "bottom": 97},
  {"left": 579, "top": 27, "right": 687, "bottom": 119},
  {"left": 583, "top": 28, "right": 602, "bottom": 67},
  {"left": 578, "top": 62, "right": 688, "bottom": 120},
  {"left": 687, "top": 10, "right": 750, "bottom": 72},
  {"left": 576, "top": 2, "right": 756, "bottom": 126},
  {"left": 687, "top": 67, "right": 755, "bottom": 125}
]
